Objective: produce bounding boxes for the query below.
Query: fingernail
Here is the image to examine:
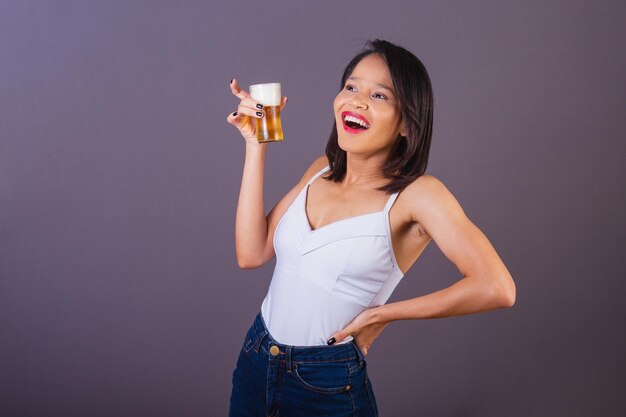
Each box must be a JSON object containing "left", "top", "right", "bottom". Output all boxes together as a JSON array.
[
  {"left": 256, "top": 111, "right": 262, "bottom": 117},
  {"left": 286, "top": 97, "right": 288, "bottom": 102},
  {"left": 230, "top": 78, "right": 233, "bottom": 85},
  {"left": 232, "top": 111, "right": 237, "bottom": 116},
  {"left": 327, "top": 337, "right": 336, "bottom": 346},
  {"left": 256, "top": 103, "right": 264, "bottom": 110}
]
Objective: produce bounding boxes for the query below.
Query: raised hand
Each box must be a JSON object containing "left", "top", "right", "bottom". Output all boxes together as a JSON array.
[{"left": 226, "top": 78, "right": 288, "bottom": 146}]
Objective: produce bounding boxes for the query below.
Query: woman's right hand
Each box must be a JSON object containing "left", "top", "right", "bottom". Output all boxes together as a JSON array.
[{"left": 226, "top": 78, "right": 288, "bottom": 146}]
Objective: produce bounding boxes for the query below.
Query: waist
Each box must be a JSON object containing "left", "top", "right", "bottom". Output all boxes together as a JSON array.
[
  {"left": 250, "top": 310, "right": 365, "bottom": 363},
  {"left": 261, "top": 266, "right": 364, "bottom": 345}
]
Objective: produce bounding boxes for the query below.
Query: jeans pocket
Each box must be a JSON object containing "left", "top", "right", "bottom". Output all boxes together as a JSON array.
[
  {"left": 293, "top": 361, "right": 352, "bottom": 394},
  {"left": 348, "top": 357, "right": 368, "bottom": 383},
  {"left": 351, "top": 340, "right": 367, "bottom": 359}
]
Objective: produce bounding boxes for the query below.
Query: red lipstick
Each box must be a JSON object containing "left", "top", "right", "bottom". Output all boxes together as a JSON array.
[{"left": 340, "top": 111, "right": 370, "bottom": 134}]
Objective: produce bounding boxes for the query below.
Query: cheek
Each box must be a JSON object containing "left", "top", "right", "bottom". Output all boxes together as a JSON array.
[
  {"left": 377, "top": 110, "right": 400, "bottom": 127},
  {"left": 333, "top": 95, "right": 342, "bottom": 110}
]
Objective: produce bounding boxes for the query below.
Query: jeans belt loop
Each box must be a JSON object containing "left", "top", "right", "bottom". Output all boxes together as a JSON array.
[{"left": 286, "top": 345, "right": 293, "bottom": 372}]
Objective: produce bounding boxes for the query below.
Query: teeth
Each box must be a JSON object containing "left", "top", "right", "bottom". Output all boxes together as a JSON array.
[{"left": 343, "top": 115, "right": 370, "bottom": 129}]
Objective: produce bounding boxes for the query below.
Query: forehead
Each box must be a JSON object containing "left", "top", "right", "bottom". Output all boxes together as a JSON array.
[{"left": 349, "top": 54, "right": 394, "bottom": 91}]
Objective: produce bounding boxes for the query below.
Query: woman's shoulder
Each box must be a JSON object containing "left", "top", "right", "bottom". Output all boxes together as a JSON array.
[
  {"left": 311, "top": 154, "right": 330, "bottom": 171},
  {"left": 299, "top": 154, "right": 329, "bottom": 184},
  {"left": 398, "top": 172, "right": 449, "bottom": 209},
  {"left": 399, "top": 172, "right": 464, "bottom": 224},
  {"left": 402, "top": 172, "right": 448, "bottom": 196}
]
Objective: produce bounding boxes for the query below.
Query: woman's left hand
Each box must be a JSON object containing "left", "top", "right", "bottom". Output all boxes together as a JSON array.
[{"left": 326, "top": 307, "right": 389, "bottom": 357}]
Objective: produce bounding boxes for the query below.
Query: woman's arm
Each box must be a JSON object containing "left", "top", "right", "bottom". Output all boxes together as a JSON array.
[
  {"left": 235, "top": 153, "right": 328, "bottom": 268},
  {"left": 374, "top": 175, "right": 516, "bottom": 324},
  {"left": 235, "top": 143, "right": 270, "bottom": 268}
]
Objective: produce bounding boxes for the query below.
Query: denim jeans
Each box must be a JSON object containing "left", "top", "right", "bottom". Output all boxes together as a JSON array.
[{"left": 229, "top": 311, "right": 379, "bottom": 417}]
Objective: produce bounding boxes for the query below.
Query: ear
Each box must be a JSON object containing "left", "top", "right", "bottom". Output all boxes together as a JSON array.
[
  {"left": 397, "top": 116, "right": 408, "bottom": 137},
  {"left": 399, "top": 123, "right": 408, "bottom": 138}
]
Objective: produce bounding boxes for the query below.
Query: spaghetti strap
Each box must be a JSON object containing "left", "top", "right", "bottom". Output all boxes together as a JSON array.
[
  {"left": 306, "top": 164, "right": 330, "bottom": 185},
  {"left": 383, "top": 191, "right": 400, "bottom": 213}
]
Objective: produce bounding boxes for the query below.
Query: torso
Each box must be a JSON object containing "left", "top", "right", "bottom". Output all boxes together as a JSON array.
[{"left": 306, "top": 172, "right": 432, "bottom": 275}]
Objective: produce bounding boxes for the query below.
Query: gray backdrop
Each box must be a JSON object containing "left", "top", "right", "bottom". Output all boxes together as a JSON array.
[{"left": 1, "top": 1, "right": 624, "bottom": 416}]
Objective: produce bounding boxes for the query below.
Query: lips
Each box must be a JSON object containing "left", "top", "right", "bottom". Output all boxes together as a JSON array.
[{"left": 340, "top": 111, "right": 370, "bottom": 134}]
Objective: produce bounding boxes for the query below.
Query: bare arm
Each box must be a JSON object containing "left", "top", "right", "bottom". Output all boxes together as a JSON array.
[
  {"left": 226, "top": 77, "right": 295, "bottom": 268},
  {"left": 235, "top": 143, "right": 270, "bottom": 267},
  {"left": 374, "top": 175, "right": 516, "bottom": 324},
  {"left": 236, "top": 154, "right": 328, "bottom": 268}
]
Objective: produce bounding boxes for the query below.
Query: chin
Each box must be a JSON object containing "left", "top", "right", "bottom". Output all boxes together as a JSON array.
[
  {"left": 336, "top": 135, "right": 351, "bottom": 151},
  {"left": 337, "top": 136, "right": 365, "bottom": 153}
]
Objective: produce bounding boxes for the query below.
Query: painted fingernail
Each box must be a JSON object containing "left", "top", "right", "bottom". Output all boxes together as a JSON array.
[
  {"left": 256, "top": 111, "right": 262, "bottom": 117},
  {"left": 327, "top": 337, "right": 336, "bottom": 345},
  {"left": 286, "top": 97, "right": 288, "bottom": 102},
  {"left": 256, "top": 103, "right": 264, "bottom": 109},
  {"left": 232, "top": 111, "right": 237, "bottom": 116},
  {"left": 230, "top": 79, "right": 233, "bottom": 85}
]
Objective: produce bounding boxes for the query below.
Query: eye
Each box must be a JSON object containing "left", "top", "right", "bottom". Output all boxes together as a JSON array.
[{"left": 344, "top": 84, "right": 388, "bottom": 101}]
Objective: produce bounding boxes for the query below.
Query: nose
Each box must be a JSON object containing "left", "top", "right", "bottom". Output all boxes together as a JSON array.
[{"left": 349, "top": 91, "right": 368, "bottom": 110}]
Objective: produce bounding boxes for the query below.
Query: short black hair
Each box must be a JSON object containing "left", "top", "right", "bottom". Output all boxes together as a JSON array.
[{"left": 323, "top": 39, "right": 434, "bottom": 194}]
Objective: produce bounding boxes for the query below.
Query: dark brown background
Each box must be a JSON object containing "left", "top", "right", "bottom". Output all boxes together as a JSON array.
[{"left": 1, "top": 0, "right": 624, "bottom": 415}]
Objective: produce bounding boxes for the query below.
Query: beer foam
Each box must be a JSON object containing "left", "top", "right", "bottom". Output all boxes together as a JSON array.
[{"left": 249, "top": 83, "right": 281, "bottom": 106}]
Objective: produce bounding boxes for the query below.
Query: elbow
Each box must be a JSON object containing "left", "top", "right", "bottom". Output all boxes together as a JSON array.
[
  {"left": 237, "top": 257, "right": 259, "bottom": 269},
  {"left": 236, "top": 246, "right": 272, "bottom": 269},
  {"left": 506, "top": 284, "right": 516, "bottom": 307},
  {"left": 235, "top": 246, "right": 259, "bottom": 269},
  {"left": 494, "top": 275, "right": 516, "bottom": 307},
  {"left": 236, "top": 250, "right": 260, "bottom": 269},
  {"left": 500, "top": 290, "right": 516, "bottom": 308}
]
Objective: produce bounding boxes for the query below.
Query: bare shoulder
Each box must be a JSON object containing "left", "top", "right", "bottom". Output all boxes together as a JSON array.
[
  {"left": 403, "top": 173, "right": 451, "bottom": 198},
  {"left": 288, "top": 154, "right": 328, "bottom": 193},
  {"left": 401, "top": 173, "right": 468, "bottom": 228},
  {"left": 301, "top": 154, "right": 329, "bottom": 184},
  {"left": 274, "top": 153, "right": 328, "bottom": 214}
]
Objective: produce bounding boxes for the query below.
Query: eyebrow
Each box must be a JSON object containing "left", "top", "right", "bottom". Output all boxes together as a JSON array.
[{"left": 347, "top": 76, "right": 394, "bottom": 93}]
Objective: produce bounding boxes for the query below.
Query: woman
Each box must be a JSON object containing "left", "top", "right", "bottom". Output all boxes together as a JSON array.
[{"left": 226, "top": 39, "right": 516, "bottom": 416}]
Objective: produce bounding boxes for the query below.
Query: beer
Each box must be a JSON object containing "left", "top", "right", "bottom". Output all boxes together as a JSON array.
[{"left": 249, "top": 83, "right": 284, "bottom": 143}]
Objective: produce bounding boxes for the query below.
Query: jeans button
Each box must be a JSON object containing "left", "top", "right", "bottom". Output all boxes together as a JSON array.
[{"left": 270, "top": 345, "right": 280, "bottom": 356}]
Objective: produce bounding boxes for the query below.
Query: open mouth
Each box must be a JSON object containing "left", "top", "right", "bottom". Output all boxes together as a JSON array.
[{"left": 341, "top": 112, "right": 370, "bottom": 132}]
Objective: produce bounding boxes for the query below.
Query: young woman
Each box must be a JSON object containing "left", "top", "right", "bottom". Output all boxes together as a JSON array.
[{"left": 226, "top": 39, "right": 516, "bottom": 417}]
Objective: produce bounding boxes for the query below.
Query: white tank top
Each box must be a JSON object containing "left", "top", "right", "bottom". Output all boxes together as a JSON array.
[{"left": 260, "top": 165, "right": 405, "bottom": 346}]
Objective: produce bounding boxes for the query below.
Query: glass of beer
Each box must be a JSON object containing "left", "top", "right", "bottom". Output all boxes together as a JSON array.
[{"left": 249, "top": 82, "right": 284, "bottom": 143}]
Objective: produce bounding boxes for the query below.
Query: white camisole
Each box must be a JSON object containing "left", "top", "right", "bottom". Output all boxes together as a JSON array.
[{"left": 260, "top": 164, "right": 405, "bottom": 346}]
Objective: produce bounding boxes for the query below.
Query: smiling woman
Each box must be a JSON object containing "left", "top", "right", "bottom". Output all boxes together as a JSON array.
[
  {"left": 325, "top": 39, "right": 434, "bottom": 194},
  {"left": 227, "top": 38, "right": 515, "bottom": 417}
]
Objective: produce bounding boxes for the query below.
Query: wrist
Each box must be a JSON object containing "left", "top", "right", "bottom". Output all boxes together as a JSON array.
[
  {"left": 245, "top": 141, "right": 269, "bottom": 151},
  {"left": 369, "top": 304, "right": 393, "bottom": 326}
]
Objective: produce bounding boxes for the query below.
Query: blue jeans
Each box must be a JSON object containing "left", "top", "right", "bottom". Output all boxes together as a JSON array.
[{"left": 229, "top": 311, "right": 379, "bottom": 416}]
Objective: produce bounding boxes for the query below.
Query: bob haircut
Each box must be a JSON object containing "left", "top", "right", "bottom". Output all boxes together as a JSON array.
[{"left": 323, "top": 39, "right": 434, "bottom": 194}]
